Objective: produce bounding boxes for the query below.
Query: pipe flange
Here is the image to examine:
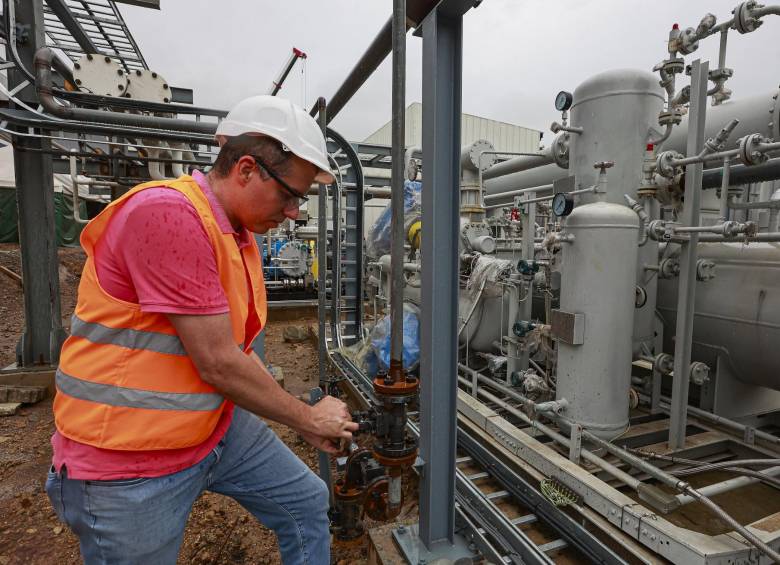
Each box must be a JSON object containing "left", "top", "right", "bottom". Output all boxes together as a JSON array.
[
  {"left": 372, "top": 446, "right": 418, "bottom": 468},
  {"left": 653, "top": 353, "right": 675, "bottom": 375},
  {"left": 661, "top": 57, "right": 686, "bottom": 75},
  {"left": 678, "top": 27, "right": 699, "bottom": 55},
  {"left": 364, "top": 476, "right": 402, "bottom": 521},
  {"left": 658, "top": 109, "right": 684, "bottom": 127},
  {"left": 635, "top": 286, "right": 648, "bottom": 308},
  {"left": 733, "top": 1, "right": 764, "bottom": 34},
  {"left": 659, "top": 257, "right": 681, "bottom": 279},
  {"left": 373, "top": 374, "right": 419, "bottom": 398},
  {"left": 738, "top": 133, "right": 770, "bottom": 166},
  {"left": 719, "top": 220, "right": 742, "bottom": 237},
  {"left": 551, "top": 133, "right": 570, "bottom": 168},
  {"left": 695, "top": 259, "right": 716, "bottom": 281},
  {"left": 647, "top": 219, "right": 670, "bottom": 240},
  {"left": 656, "top": 151, "right": 682, "bottom": 178},
  {"left": 689, "top": 361, "right": 710, "bottom": 385}
]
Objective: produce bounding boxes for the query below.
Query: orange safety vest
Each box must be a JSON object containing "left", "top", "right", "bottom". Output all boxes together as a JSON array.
[{"left": 54, "top": 175, "right": 267, "bottom": 450}]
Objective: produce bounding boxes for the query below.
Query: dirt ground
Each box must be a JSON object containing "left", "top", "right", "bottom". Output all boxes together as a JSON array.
[{"left": 0, "top": 243, "right": 410, "bottom": 564}]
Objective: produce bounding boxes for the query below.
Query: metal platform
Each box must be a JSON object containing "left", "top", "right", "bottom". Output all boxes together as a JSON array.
[{"left": 42, "top": 0, "right": 147, "bottom": 71}]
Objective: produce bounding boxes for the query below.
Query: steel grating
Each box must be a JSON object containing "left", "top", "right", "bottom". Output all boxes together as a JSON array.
[{"left": 42, "top": 0, "right": 147, "bottom": 72}]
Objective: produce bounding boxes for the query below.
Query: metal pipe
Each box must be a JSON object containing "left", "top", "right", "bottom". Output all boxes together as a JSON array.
[
  {"left": 312, "top": 0, "right": 440, "bottom": 123},
  {"left": 719, "top": 156, "right": 731, "bottom": 220},
  {"left": 483, "top": 183, "right": 554, "bottom": 203},
  {"left": 675, "top": 466, "right": 780, "bottom": 506},
  {"left": 389, "top": 0, "right": 406, "bottom": 374},
  {"left": 482, "top": 149, "right": 555, "bottom": 181},
  {"left": 316, "top": 97, "right": 328, "bottom": 389},
  {"left": 455, "top": 369, "right": 642, "bottom": 490},
  {"left": 34, "top": 47, "right": 216, "bottom": 136},
  {"left": 499, "top": 381, "right": 780, "bottom": 560},
  {"left": 669, "top": 60, "right": 709, "bottom": 450},
  {"left": 696, "top": 232, "right": 780, "bottom": 242},
  {"left": 68, "top": 153, "right": 89, "bottom": 225},
  {"left": 656, "top": 396, "right": 780, "bottom": 448}
]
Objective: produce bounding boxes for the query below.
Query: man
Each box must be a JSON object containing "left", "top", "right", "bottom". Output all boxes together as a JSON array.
[{"left": 45, "top": 95, "right": 355, "bottom": 564}]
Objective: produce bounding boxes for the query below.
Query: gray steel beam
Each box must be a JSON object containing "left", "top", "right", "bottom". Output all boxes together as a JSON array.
[
  {"left": 44, "top": 0, "right": 99, "bottom": 55},
  {"left": 313, "top": 0, "right": 441, "bottom": 123},
  {"left": 668, "top": 60, "right": 709, "bottom": 450},
  {"left": 13, "top": 133, "right": 66, "bottom": 366},
  {"left": 419, "top": 1, "right": 464, "bottom": 549},
  {"left": 10, "top": 0, "right": 65, "bottom": 367}
]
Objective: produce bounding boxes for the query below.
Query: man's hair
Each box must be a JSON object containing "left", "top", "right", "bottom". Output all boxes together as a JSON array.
[{"left": 211, "top": 134, "right": 292, "bottom": 179}]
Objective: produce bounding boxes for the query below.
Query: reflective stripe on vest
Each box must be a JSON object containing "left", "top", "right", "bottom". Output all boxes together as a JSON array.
[
  {"left": 56, "top": 369, "right": 224, "bottom": 411},
  {"left": 70, "top": 315, "right": 187, "bottom": 356},
  {"left": 70, "top": 315, "right": 245, "bottom": 354}
]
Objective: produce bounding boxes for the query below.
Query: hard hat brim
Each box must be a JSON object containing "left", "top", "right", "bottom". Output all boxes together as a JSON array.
[{"left": 315, "top": 170, "right": 336, "bottom": 185}]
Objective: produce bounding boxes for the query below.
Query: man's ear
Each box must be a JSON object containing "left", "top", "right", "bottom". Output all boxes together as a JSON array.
[{"left": 236, "top": 156, "right": 256, "bottom": 185}]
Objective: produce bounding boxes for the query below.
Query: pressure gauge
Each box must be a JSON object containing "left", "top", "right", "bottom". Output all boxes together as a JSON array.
[
  {"left": 554, "top": 90, "right": 573, "bottom": 112},
  {"left": 552, "top": 192, "right": 574, "bottom": 217}
]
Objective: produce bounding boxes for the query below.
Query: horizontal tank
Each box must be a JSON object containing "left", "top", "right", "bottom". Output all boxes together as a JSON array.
[
  {"left": 555, "top": 201, "right": 639, "bottom": 439},
  {"left": 657, "top": 242, "right": 780, "bottom": 391}
]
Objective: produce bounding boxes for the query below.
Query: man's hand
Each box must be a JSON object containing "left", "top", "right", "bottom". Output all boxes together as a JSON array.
[
  {"left": 304, "top": 396, "right": 358, "bottom": 451},
  {"left": 298, "top": 431, "right": 344, "bottom": 454}
]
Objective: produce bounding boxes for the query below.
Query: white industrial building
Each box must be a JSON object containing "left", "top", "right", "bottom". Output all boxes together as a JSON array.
[
  {"left": 363, "top": 102, "right": 542, "bottom": 154},
  {"left": 361, "top": 103, "right": 542, "bottom": 234}
]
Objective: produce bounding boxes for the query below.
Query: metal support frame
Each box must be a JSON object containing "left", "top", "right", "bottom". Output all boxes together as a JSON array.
[
  {"left": 415, "top": 0, "right": 476, "bottom": 556},
  {"left": 669, "top": 59, "right": 709, "bottom": 450},
  {"left": 518, "top": 198, "right": 535, "bottom": 370},
  {"left": 10, "top": 0, "right": 65, "bottom": 367},
  {"left": 44, "top": 0, "right": 99, "bottom": 55}
]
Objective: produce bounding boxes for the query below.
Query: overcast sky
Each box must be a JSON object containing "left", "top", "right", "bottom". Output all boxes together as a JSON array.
[{"left": 118, "top": 1, "right": 780, "bottom": 143}]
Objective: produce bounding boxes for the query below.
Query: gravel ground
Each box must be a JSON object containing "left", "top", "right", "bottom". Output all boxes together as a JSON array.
[{"left": 0, "top": 244, "right": 414, "bottom": 564}]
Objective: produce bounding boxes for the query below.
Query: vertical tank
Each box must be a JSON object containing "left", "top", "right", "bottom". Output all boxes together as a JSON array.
[
  {"left": 569, "top": 69, "right": 665, "bottom": 355},
  {"left": 555, "top": 202, "right": 639, "bottom": 439}
]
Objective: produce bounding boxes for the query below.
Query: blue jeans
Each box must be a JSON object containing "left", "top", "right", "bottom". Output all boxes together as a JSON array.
[{"left": 46, "top": 407, "right": 330, "bottom": 564}]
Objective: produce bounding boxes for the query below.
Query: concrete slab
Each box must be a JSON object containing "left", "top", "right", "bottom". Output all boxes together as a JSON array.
[
  {"left": 0, "top": 403, "right": 22, "bottom": 416},
  {"left": 0, "top": 385, "right": 46, "bottom": 404},
  {"left": 0, "top": 369, "right": 56, "bottom": 397}
]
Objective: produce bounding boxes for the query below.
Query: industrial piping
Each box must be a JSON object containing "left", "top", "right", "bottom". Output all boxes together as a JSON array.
[{"left": 34, "top": 47, "right": 217, "bottom": 135}]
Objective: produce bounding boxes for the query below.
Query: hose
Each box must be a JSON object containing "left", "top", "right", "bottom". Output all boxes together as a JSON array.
[
  {"left": 629, "top": 449, "right": 780, "bottom": 489},
  {"left": 682, "top": 485, "right": 780, "bottom": 562}
]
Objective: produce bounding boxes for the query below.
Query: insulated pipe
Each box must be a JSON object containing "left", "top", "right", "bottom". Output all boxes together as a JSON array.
[
  {"left": 482, "top": 145, "right": 560, "bottom": 181},
  {"left": 483, "top": 164, "right": 563, "bottom": 202},
  {"left": 34, "top": 47, "right": 217, "bottom": 136},
  {"left": 389, "top": 0, "right": 406, "bottom": 374}
]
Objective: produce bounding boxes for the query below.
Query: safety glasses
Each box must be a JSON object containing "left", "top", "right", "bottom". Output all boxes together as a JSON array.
[{"left": 252, "top": 156, "right": 309, "bottom": 204}]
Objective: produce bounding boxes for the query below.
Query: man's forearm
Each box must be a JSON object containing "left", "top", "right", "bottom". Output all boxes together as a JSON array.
[{"left": 206, "top": 349, "right": 316, "bottom": 435}]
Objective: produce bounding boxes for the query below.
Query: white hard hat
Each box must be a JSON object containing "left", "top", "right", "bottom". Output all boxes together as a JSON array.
[{"left": 216, "top": 95, "right": 335, "bottom": 184}]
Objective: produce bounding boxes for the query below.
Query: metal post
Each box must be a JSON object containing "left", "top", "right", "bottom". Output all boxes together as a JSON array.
[
  {"left": 316, "top": 98, "right": 328, "bottom": 388},
  {"left": 389, "top": 0, "right": 406, "bottom": 375},
  {"left": 519, "top": 199, "right": 535, "bottom": 370},
  {"left": 10, "top": 0, "right": 65, "bottom": 367},
  {"left": 668, "top": 60, "right": 709, "bottom": 450},
  {"left": 419, "top": 4, "right": 462, "bottom": 550}
]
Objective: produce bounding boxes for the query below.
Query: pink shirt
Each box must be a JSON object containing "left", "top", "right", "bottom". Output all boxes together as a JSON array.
[{"left": 52, "top": 171, "right": 254, "bottom": 480}]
